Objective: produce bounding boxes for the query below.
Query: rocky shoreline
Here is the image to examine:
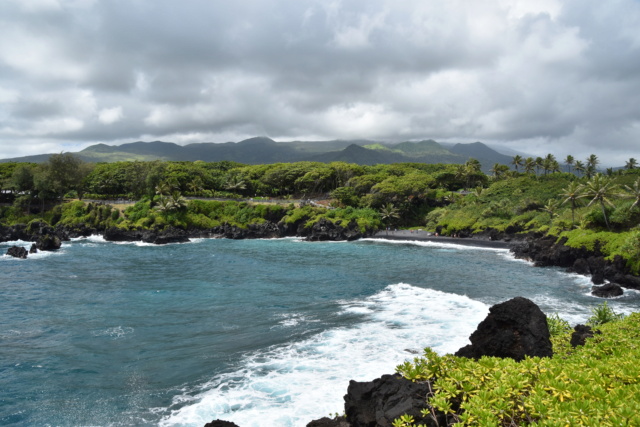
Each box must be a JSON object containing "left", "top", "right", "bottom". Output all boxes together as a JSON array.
[
  {"left": 1, "top": 216, "right": 371, "bottom": 256},
  {"left": 4, "top": 221, "right": 638, "bottom": 298},
  {"left": 207, "top": 297, "right": 584, "bottom": 427}
]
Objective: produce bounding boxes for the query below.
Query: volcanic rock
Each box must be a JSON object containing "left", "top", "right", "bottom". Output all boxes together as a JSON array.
[
  {"left": 306, "top": 417, "right": 350, "bottom": 427},
  {"left": 455, "top": 297, "right": 553, "bottom": 361},
  {"left": 6, "top": 246, "right": 28, "bottom": 259},
  {"left": 343, "top": 374, "right": 438, "bottom": 427},
  {"left": 591, "top": 282, "right": 623, "bottom": 298},
  {"left": 203, "top": 421, "right": 240, "bottom": 427},
  {"left": 35, "top": 234, "right": 62, "bottom": 251}
]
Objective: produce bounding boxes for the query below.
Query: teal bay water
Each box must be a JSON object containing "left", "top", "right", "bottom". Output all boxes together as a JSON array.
[{"left": 1, "top": 237, "right": 638, "bottom": 426}]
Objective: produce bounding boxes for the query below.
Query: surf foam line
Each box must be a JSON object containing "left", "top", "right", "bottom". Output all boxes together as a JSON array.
[
  {"left": 159, "top": 283, "right": 488, "bottom": 427},
  {"left": 360, "top": 237, "right": 511, "bottom": 253}
]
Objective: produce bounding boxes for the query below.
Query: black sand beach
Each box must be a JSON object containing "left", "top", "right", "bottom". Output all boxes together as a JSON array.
[{"left": 369, "top": 230, "right": 512, "bottom": 249}]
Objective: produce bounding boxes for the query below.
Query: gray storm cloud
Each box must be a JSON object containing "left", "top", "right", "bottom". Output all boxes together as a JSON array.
[{"left": 0, "top": 0, "right": 639, "bottom": 165}]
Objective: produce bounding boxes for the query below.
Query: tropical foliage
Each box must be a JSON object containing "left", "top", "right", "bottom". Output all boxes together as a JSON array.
[{"left": 396, "top": 309, "right": 639, "bottom": 427}]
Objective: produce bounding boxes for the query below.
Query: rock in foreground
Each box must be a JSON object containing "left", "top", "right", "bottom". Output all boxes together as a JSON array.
[
  {"left": 455, "top": 296, "right": 553, "bottom": 361},
  {"left": 344, "top": 374, "right": 438, "bottom": 427}
]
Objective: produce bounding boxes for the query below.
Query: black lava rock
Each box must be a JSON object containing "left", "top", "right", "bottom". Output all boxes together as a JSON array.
[{"left": 455, "top": 297, "right": 553, "bottom": 361}]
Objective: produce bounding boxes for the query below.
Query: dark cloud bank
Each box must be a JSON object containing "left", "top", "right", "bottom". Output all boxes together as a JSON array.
[{"left": 1, "top": 0, "right": 639, "bottom": 165}]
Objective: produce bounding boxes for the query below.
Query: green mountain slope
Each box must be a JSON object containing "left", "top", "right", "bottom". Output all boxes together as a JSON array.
[{"left": 0, "top": 138, "right": 517, "bottom": 170}]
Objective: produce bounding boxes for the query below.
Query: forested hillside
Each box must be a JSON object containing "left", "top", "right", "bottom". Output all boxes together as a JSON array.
[{"left": 2, "top": 152, "right": 640, "bottom": 272}]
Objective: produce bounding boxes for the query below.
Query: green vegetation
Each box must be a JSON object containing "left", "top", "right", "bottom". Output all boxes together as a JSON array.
[
  {"left": 2, "top": 152, "right": 640, "bottom": 273},
  {"left": 396, "top": 307, "right": 640, "bottom": 426}
]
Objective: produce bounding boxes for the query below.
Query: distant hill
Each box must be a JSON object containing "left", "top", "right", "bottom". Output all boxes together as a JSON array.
[
  {"left": 450, "top": 142, "right": 514, "bottom": 168},
  {"left": 0, "top": 137, "right": 515, "bottom": 171}
]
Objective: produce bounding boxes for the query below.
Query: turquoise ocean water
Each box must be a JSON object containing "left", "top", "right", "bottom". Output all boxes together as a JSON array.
[{"left": 1, "top": 236, "right": 638, "bottom": 426}]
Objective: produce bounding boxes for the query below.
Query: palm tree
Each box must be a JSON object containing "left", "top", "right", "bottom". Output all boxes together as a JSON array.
[
  {"left": 456, "top": 159, "right": 482, "bottom": 189},
  {"left": 524, "top": 157, "right": 536, "bottom": 174},
  {"left": 187, "top": 177, "right": 204, "bottom": 195},
  {"left": 155, "top": 181, "right": 173, "bottom": 197},
  {"left": 379, "top": 203, "right": 400, "bottom": 227},
  {"left": 582, "top": 174, "right": 619, "bottom": 231},
  {"left": 535, "top": 157, "right": 544, "bottom": 175},
  {"left": 169, "top": 190, "right": 187, "bottom": 210},
  {"left": 543, "top": 154, "right": 557, "bottom": 175},
  {"left": 542, "top": 199, "right": 560, "bottom": 223},
  {"left": 625, "top": 158, "right": 638, "bottom": 170},
  {"left": 623, "top": 178, "right": 640, "bottom": 210},
  {"left": 564, "top": 155, "right": 575, "bottom": 174},
  {"left": 560, "top": 181, "right": 584, "bottom": 227},
  {"left": 225, "top": 175, "right": 247, "bottom": 192},
  {"left": 574, "top": 160, "right": 585, "bottom": 177},
  {"left": 511, "top": 155, "right": 523, "bottom": 172},
  {"left": 490, "top": 163, "right": 509, "bottom": 180},
  {"left": 586, "top": 154, "right": 599, "bottom": 178},
  {"left": 465, "top": 158, "right": 482, "bottom": 173}
]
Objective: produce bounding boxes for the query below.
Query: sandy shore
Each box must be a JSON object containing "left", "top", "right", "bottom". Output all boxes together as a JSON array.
[{"left": 368, "top": 230, "right": 513, "bottom": 249}]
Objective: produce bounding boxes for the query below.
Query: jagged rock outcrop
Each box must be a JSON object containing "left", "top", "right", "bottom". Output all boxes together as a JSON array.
[
  {"left": 512, "top": 236, "right": 638, "bottom": 290},
  {"left": 591, "top": 282, "right": 623, "bottom": 298},
  {"left": 203, "top": 420, "right": 240, "bottom": 427},
  {"left": 455, "top": 297, "right": 553, "bottom": 361},
  {"left": 344, "top": 374, "right": 439, "bottom": 427},
  {"left": 6, "top": 245, "right": 28, "bottom": 259}
]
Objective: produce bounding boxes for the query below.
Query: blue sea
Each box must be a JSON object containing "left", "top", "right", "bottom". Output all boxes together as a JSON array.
[{"left": 1, "top": 236, "right": 639, "bottom": 426}]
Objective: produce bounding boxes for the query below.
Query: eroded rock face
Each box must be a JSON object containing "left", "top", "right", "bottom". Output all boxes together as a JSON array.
[
  {"left": 591, "top": 282, "right": 623, "bottom": 298},
  {"left": 455, "top": 297, "right": 553, "bottom": 361},
  {"left": 344, "top": 374, "right": 438, "bottom": 427},
  {"left": 6, "top": 246, "right": 28, "bottom": 259}
]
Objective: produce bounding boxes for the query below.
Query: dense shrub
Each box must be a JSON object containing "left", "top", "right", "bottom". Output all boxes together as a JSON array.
[{"left": 396, "top": 310, "right": 639, "bottom": 426}]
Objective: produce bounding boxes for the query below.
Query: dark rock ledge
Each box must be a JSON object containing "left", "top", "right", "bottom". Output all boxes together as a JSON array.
[
  {"left": 2, "top": 218, "right": 373, "bottom": 257},
  {"left": 510, "top": 235, "right": 640, "bottom": 298}
]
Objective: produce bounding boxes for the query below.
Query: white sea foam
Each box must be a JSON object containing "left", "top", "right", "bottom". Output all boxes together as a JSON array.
[
  {"left": 0, "top": 239, "right": 31, "bottom": 246},
  {"left": 159, "top": 283, "right": 488, "bottom": 427},
  {"left": 271, "top": 313, "right": 318, "bottom": 329},
  {"left": 360, "top": 238, "right": 510, "bottom": 253},
  {"left": 70, "top": 234, "right": 107, "bottom": 243}
]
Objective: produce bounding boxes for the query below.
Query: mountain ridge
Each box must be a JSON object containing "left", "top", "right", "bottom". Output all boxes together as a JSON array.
[{"left": 0, "top": 138, "right": 519, "bottom": 171}]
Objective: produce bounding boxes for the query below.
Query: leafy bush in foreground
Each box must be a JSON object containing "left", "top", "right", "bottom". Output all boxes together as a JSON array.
[{"left": 396, "top": 310, "right": 640, "bottom": 426}]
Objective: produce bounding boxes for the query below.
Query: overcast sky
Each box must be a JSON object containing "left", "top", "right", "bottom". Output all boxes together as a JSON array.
[{"left": 1, "top": 0, "right": 639, "bottom": 165}]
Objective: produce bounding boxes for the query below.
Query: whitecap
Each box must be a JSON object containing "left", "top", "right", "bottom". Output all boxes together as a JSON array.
[
  {"left": 158, "top": 283, "right": 488, "bottom": 427},
  {"left": 360, "top": 238, "right": 510, "bottom": 253}
]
